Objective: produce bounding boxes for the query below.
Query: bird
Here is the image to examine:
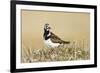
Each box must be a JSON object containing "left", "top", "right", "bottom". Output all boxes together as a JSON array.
[{"left": 43, "top": 23, "right": 70, "bottom": 49}]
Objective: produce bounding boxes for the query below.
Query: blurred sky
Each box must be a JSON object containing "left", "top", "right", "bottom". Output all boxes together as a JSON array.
[{"left": 21, "top": 10, "right": 90, "bottom": 49}]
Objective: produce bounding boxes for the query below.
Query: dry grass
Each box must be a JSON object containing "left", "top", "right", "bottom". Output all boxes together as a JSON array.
[{"left": 22, "top": 41, "right": 90, "bottom": 63}]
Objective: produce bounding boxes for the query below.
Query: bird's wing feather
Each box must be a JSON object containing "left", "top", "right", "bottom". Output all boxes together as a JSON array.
[
  {"left": 50, "top": 32, "right": 63, "bottom": 44},
  {"left": 50, "top": 32, "right": 70, "bottom": 44}
]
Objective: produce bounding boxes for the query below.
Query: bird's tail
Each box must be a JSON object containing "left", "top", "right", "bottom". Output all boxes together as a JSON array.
[{"left": 62, "top": 41, "right": 70, "bottom": 44}]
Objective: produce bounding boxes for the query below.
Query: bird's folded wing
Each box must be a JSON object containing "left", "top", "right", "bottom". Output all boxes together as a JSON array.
[
  {"left": 50, "top": 32, "right": 70, "bottom": 44},
  {"left": 50, "top": 32, "right": 63, "bottom": 43}
]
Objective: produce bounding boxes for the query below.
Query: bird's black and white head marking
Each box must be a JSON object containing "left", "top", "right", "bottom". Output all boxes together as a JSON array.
[
  {"left": 44, "top": 23, "right": 51, "bottom": 31},
  {"left": 43, "top": 23, "right": 51, "bottom": 40}
]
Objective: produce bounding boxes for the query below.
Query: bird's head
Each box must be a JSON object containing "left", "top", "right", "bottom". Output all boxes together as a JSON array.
[{"left": 44, "top": 23, "right": 51, "bottom": 31}]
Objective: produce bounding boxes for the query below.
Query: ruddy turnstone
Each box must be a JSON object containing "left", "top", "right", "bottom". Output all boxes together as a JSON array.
[{"left": 43, "top": 23, "right": 70, "bottom": 48}]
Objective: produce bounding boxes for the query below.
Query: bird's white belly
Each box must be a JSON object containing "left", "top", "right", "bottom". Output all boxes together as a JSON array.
[{"left": 44, "top": 39, "right": 60, "bottom": 48}]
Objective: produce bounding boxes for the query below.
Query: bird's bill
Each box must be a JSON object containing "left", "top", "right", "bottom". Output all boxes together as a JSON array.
[{"left": 48, "top": 27, "right": 51, "bottom": 29}]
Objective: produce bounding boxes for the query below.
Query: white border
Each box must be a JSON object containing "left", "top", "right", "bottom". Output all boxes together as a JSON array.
[{"left": 16, "top": 5, "right": 94, "bottom": 69}]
